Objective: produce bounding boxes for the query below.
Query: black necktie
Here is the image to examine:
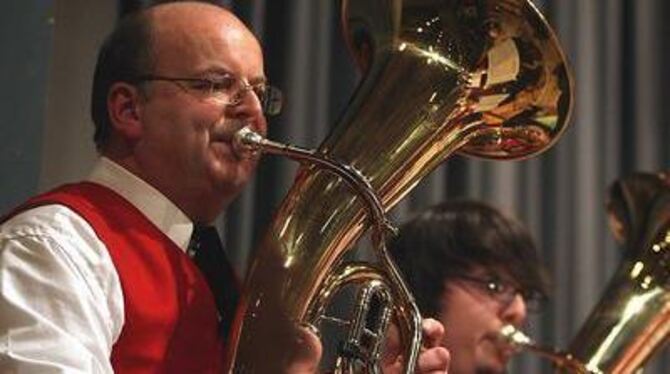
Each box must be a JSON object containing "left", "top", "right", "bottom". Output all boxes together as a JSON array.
[{"left": 189, "top": 225, "right": 240, "bottom": 338}]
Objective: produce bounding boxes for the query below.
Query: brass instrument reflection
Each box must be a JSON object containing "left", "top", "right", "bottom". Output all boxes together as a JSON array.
[{"left": 226, "top": 1, "right": 573, "bottom": 372}]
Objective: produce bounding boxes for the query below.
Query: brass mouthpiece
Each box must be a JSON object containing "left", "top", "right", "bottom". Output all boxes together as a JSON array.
[
  {"left": 498, "top": 325, "right": 595, "bottom": 373},
  {"left": 231, "top": 126, "right": 281, "bottom": 159}
]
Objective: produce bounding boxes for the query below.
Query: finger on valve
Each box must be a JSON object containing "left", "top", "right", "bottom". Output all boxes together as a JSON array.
[{"left": 417, "top": 318, "right": 450, "bottom": 373}]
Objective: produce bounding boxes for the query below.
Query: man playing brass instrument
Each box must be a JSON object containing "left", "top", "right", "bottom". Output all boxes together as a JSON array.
[
  {"left": 389, "top": 200, "right": 549, "bottom": 374},
  {"left": 0, "top": 2, "right": 449, "bottom": 373}
]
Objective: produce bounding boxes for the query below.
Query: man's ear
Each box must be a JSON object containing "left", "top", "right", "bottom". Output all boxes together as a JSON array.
[{"left": 107, "top": 82, "right": 144, "bottom": 141}]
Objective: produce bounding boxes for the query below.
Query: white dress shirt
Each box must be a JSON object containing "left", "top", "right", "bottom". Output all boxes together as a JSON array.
[{"left": 0, "top": 158, "right": 193, "bottom": 373}]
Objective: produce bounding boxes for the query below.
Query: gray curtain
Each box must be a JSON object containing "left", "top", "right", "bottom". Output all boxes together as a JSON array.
[
  {"left": 223, "top": 0, "right": 670, "bottom": 372},
  {"left": 4, "top": 0, "right": 664, "bottom": 372}
]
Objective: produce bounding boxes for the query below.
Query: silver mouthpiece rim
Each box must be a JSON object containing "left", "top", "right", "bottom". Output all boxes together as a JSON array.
[
  {"left": 499, "top": 324, "right": 532, "bottom": 350},
  {"left": 232, "top": 126, "right": 263, "bottom": 159}
]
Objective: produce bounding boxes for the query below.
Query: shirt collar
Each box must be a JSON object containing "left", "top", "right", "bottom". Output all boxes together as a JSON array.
[{"left": 87, "top": 157, "right": 193, "bottom": 252}]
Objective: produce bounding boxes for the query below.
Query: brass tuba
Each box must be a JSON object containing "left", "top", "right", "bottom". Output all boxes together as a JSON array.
[
  {"left": 500, "top": 171, "right": 670, "bottom": 373},
  {"left": 226, "top": 0, "right": 573, "bottom": 372}
]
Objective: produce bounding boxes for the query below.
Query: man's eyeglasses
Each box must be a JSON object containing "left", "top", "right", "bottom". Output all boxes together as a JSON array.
[
  {"left": 134, "top": 74, "right": 283, "bottom": 116},
  {"left": 454, "top": 274, "right": 545, "bottom": 312}
]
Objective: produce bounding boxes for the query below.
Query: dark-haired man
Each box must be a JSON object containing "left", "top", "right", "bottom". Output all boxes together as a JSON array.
[
  {"left": 0, "top": 2, "right": 449, "bottom": 373},
  {"left": 388, "top": 200, "right": 549, "bottom": 374}
]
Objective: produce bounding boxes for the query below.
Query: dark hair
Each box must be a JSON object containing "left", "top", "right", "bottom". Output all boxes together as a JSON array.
[
  {"left": 387, "top": 199, "right": 550, "bottom": 317},
  {"left": 90, "top": 10, "right": 154, "bottom": 150}
]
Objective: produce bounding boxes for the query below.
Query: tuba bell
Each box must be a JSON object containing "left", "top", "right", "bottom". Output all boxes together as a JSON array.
[
  {"left": 226, "top": 0, "right": 573, "bottom": 372},
  {"left": 499, "top": 171, "right": 670, "bottom": 373}
]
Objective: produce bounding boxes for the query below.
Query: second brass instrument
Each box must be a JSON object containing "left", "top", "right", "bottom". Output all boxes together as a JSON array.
[
  {"left": 499, "top": 172, "right": 670, "bottom": 374},
  {"left": 226, "top": 0, "right": 573, "bottom": 372},
  {"left": 565, "top": 172, "right": 670, "bottom": 373}
]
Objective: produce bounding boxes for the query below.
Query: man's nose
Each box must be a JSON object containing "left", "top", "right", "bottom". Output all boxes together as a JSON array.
[
  {"left": 500, "top": 293, "right": 527, "bottom": 326},
  {"left": 226, "top": 87, "right": 265, "bottom": 121}
]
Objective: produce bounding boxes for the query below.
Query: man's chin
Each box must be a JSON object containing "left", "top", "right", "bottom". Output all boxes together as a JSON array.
[
  {"left": 475, "top": 365, "right": 507, "bottom": 374},
  {"left": 474, "top": 357, "right": 508, "bottom": 374}
]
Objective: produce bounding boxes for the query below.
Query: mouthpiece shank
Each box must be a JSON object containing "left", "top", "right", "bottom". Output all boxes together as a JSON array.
[
  {"left": 232, "top": 126, "right": 314, "bottom": 160},
  {"left": 231, "top": 126, "right": 395, "bottom": 237}
]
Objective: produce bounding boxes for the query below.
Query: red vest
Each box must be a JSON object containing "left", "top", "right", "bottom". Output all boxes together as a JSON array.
[{"left": 4, "top": 182, "right": 225, "bottom": 373}]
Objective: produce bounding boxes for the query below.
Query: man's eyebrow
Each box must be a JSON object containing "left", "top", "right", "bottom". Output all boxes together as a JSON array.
[
  {"left": 249, "top": 76, "right": 267, "bottom": 84},
  {"left": 201, "top": 68, "right": 266, "bottom": 84},
  {"left": 245, "top": 74, "right": 267, "bottom": 85}
]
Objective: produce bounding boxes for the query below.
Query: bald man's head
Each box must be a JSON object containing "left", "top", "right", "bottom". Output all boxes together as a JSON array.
[
  {"left": 91, "top": 1, "right": 258, "bottom": 150},
  {"left": 146, "top": 1, "right": 249, "bottom": 32}
]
